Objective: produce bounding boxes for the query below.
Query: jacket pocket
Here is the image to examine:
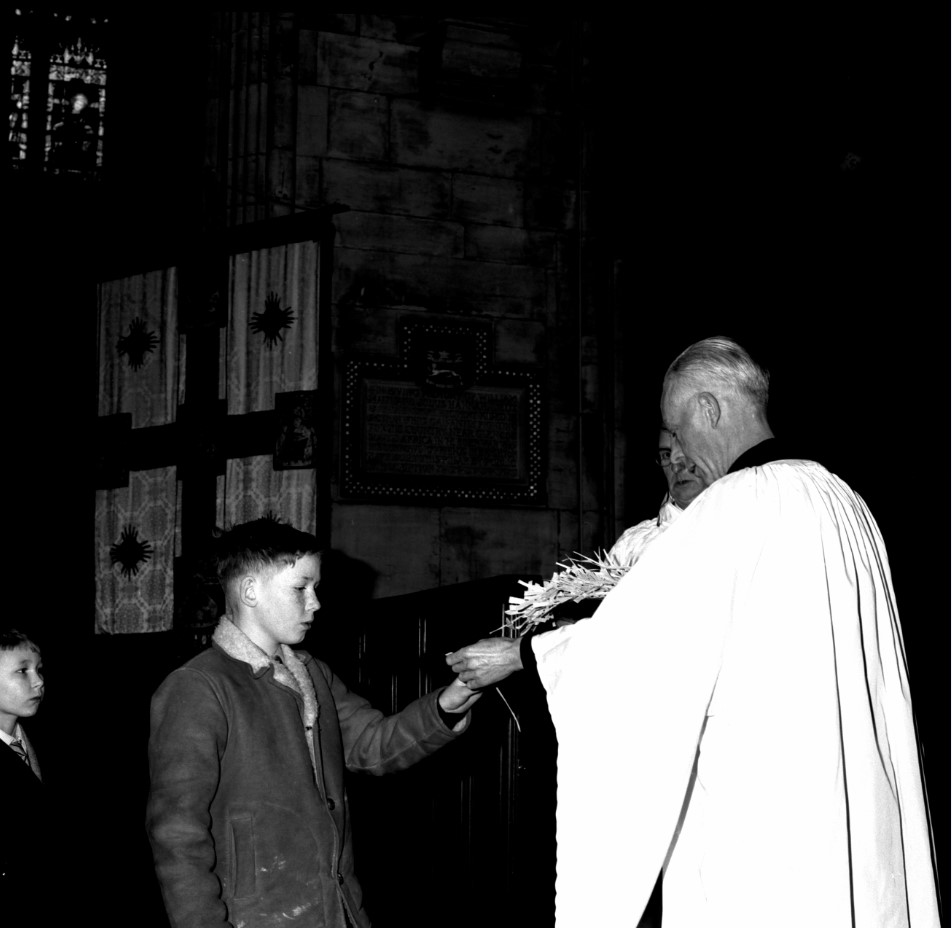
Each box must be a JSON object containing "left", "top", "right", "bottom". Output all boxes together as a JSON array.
[{"left": 229, "top": 812, "right": 257, "bottom": 899}]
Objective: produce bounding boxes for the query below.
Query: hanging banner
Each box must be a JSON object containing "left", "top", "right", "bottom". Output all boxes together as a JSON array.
[
  {"left": 94, "top": 233, "right": 323, "bottom": 635},
  {"left": 226, "top": 242, "right": 319, "bottom": 414},
  {"left": 221, "top": 455, "right": 317, "bottom": 536},
  {"left": 98, "top": 268, "right": 182, "bottom": 427},
  {"left": 95, "top": 467, "right": 180, "bottom": 634},
  {"left": 221, "top": 242, "right": 319, "bottom": 532},
  {"left": 95, "top": 268, "right": 181, "bottom": 633}
]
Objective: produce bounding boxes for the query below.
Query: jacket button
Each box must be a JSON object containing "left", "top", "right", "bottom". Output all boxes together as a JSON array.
[
  {"left": 337, "top": 872, "right": 344, "bottom": 884},
  {"left": 327, "top": 798, "right": 336, "bottom": 811}
]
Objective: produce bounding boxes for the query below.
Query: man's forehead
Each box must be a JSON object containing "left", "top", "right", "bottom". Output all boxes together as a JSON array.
[
  {"left": 659, "top": 394, "right": 680, "bottom": 429},
  {"left": 661, "top": 378, "right": 691, "bottom": 421}
]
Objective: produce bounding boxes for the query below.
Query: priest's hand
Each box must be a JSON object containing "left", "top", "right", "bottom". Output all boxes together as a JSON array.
[{"left": 445, "top": 638, "right": 523, "bottom": 688}]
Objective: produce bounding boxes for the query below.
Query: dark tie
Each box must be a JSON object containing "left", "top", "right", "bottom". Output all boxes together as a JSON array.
[{"left": 10, "top": 738, "right": 31, "bottom": 769}]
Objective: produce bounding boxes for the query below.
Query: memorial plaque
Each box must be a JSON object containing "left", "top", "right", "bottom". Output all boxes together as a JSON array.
[{"left": 342, "top": 317, "right": 543, "bottom": 504}]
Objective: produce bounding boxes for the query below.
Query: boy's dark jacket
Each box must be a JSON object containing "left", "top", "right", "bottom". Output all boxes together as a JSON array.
[
  {"left": 147, "top": 619, "right": 468, "bottom": 928},
  {"left": 0, "top": 731, "right": 48, "bottom": 921}
]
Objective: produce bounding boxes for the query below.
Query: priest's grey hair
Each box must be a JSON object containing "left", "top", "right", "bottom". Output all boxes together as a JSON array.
[{"left": 665, "top": 336, "right": 770, "bottom": 412}]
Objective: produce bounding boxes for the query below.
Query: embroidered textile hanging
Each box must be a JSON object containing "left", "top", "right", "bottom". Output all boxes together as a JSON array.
[
  {"left": 223, "top": 456, "right": 316, "bottom": 531},
  {"left": 98, "top": 268, "right": 182, "bottom": 428},
  {"left": 95, "top": 467, "right": 180, "bottom": 634},
  {"left": 95, "top": 235, "right": 322, "bottom": 635},
  {"left": 95, "top": 268, "right": 182, "bottom": 633},
  {"left": 220, "top": 241, "right": 319, "bottom": 534}
]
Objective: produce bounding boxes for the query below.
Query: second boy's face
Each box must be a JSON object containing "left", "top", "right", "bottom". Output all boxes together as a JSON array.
[
  {"left": 0, "top": 646, "right": 44, "bottom": 736},
  {"left": 247, "top": 554, "right": 322, "bottom": 656}
]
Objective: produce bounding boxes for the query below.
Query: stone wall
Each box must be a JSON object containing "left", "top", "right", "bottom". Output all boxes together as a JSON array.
[{"left": 207, "top": 14, "right": 613, "bottom": 598}]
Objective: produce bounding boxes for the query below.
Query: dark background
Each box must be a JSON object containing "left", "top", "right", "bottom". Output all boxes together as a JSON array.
[{"left": 6, "top": 11, "right": 946, "bottom": 926}]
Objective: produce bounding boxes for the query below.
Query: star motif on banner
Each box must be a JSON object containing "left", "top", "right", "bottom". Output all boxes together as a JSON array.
[
  {"left": 110, "top": 524, "right": 153, "bottom": 579},
  {"left": 250, "top": 291, "right": 295, "bottom": 347},
  {"left": 117, "top": 317, "right": 160, "bottom": 370}
]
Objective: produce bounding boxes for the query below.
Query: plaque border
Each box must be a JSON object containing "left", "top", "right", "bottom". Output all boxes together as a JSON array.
[{"left": 341, "top": 318, "right": 544, "bottom": 505}]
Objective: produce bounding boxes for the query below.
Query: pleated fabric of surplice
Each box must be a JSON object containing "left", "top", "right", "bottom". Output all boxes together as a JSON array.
[
  {"left": 95, "top": 267, "right": 183, "bottom": 634},
  {"left": 220, "top": 241, "right": 320, "bottom": 534}
]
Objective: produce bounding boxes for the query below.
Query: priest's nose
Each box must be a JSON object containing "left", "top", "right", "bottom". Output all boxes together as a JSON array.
[{"left": 669, "top": 436, "right": 687, "bottom": 466}]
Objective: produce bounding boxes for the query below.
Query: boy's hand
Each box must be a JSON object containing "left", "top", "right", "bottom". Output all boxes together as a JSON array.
[{"left": 438, "top": 676, "right": 482, "bottom": 715}]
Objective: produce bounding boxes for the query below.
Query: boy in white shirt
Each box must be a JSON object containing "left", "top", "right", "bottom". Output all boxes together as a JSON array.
[{"left": 0, "top": 628, "right": 46, "bottom": 916}]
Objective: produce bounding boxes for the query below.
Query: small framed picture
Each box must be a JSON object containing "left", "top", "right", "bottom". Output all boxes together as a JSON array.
[{"left": 273, "top": 390, "right": 318, "bottom": 470}]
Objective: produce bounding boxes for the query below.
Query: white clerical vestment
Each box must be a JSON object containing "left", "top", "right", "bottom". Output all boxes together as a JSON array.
[
  {"left": 607, "top": 495, "right": 682, "bottom": 566},
  {"left": 532, "top": 459, "right": 938, "bottom": 927}
]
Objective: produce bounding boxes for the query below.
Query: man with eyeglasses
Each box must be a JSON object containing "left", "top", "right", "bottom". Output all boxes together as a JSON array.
[{"left": 608, "top": 429, "right": 709, "bottom": 567}]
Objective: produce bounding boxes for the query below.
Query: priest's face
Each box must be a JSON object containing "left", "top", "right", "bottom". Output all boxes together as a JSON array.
[
  {"left": 661, "top": 377, "right": 721, "bottom": 486},
  {"left": 658, "top": 429, "right": 706, "bottom": 507}
]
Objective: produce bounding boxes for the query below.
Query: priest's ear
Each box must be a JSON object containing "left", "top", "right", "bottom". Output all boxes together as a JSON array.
[{"left": 697, "top": 392, "right": 721, "bottom": 428}]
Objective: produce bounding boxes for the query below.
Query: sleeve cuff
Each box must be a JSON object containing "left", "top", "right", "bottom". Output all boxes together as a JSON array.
[
  {"left": 437, "top": 703, "right": 457, "bottom": 729},
  {"left": 520, "top": 632, "right": 544, "bottom": 692}
]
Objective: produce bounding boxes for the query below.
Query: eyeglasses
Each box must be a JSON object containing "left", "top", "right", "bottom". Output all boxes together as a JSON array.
[{"left": 655, "top": 449, "right": 673, "bottom": 468}]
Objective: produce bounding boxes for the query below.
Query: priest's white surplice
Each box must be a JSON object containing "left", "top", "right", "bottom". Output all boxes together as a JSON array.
[
  {"left": 532, "top": 460, "right": 939, "bottom": 927},
  {"left": 607, "top": 494, "right": 682, "bottom": 566}
]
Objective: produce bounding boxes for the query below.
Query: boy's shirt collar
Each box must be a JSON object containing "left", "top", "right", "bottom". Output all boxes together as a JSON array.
[{"left": 0, "top": 722, "right": 23, "bottom": 747}]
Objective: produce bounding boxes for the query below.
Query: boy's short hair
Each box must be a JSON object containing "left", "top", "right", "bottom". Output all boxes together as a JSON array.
[
  {"left": 0, "top": 628, "right": 39, "bottom": 654},
  {"left": 214, "top": 517, "right": 321, "bottom": 587}
]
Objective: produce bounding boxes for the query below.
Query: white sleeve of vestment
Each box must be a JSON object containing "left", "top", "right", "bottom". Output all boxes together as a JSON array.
[{"left": 533, "top": 481, "right": 750, "bottom": 926}]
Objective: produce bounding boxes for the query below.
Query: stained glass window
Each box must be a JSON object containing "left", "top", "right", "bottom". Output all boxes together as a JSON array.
[{"left": 8, "top": 9, "right": 108, "bottom": 177}]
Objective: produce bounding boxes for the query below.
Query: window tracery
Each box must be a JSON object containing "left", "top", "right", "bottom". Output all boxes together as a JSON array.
[{"left": 9, "top": 9, "right": 108, "bottom": 177}]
